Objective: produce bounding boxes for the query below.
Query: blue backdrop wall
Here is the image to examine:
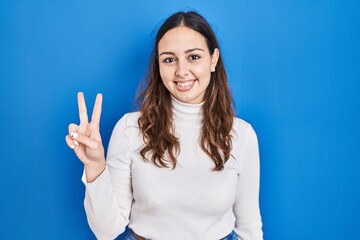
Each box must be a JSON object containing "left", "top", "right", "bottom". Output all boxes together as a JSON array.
[{"left": 1, "top": 1, "right": 359, "bottom": 239}]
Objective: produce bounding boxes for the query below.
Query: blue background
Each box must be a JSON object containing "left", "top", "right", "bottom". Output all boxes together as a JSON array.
[{"left": 1, "top": 1, "right": 359, "bottom": 239}]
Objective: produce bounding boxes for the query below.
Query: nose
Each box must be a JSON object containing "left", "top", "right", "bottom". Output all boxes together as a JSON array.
[{"left": 175, "top": 59, "right": 189, "bottom": 78}]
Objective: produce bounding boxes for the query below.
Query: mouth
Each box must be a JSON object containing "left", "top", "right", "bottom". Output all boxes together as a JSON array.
[{"left": 174, "top": 80, "right": 196, "bottom": 91}]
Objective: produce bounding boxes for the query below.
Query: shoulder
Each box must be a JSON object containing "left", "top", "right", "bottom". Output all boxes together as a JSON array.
[
  {"left": 107, "top": 112, "right": 143, "bottom": 155},
  {"left": 111, "top": 111, "right": 141, "bottom": 137},
  {"left": 232, "top": 117, "right": 258, "bottom": 144},
  {"left": 233, "top": 117, "right": 256, "bottom": 135},
  {"left": 115, "top": 111, "right": 141, "bottom": 128}
]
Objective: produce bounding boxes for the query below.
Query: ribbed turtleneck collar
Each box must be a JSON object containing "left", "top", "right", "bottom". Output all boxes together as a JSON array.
[{"left": 171, "top": 96, "right": 203, "bottom": 127}]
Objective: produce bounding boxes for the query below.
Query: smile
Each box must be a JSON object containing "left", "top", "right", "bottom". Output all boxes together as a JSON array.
[{"left": 175, "top": 80, "right": 195, "bottom": 91}]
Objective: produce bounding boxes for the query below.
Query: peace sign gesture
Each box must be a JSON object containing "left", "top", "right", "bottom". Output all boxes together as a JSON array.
[{"left": 65, "top": 92, "right": 106, "bottom": 182}]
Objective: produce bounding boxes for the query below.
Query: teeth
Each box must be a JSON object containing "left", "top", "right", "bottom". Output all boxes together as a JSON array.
[{"left": 177, "top": 81, "right": 193, "bottom": 87}]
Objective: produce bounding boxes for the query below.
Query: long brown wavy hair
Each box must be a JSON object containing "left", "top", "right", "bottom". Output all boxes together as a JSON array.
[{"left": 137, "top": 11, "right": 234, "bottom": 171}]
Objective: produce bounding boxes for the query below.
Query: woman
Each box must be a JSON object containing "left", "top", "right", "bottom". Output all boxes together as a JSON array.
[{"left": 65, "top": 11, "right": 263, "bottom": 240}]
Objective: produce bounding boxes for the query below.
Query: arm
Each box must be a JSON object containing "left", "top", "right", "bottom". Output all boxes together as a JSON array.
[
  {"left": 233, "top": 125, "right": 263, "bottom": 240},
  {"left": 65, "top": 93, "right": 133, "bottom": 239},
  {"left": 83, "top": 114, "right": 134, "bottom": 239}
]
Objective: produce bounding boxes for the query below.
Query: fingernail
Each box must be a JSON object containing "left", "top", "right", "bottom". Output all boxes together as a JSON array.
[
  {"left": 70, "top": 132, "right": 78, "bottom": 139},
  {"left": 70, "top": 144, "right": 75, "bottom": 149},
  {"left": 73, "top": 140, "right": 79, "bottom": 146}
]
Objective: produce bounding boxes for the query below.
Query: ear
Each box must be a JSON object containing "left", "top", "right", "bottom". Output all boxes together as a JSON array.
[{"left": 211, "top": 48, "right": 220, "bottom": 71}]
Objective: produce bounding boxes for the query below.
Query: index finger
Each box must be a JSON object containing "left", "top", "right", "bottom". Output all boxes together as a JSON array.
[
  {"left": 77, "top": 92, "right": 89, "bottom": 126},
  {"left": 91, "top": 93, "right": 103, "bottom": 126}
]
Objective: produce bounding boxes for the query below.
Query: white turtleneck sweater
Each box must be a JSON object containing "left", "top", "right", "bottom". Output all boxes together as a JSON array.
[{"left": 82, "top": 98, "right": 263, "bottom": 240}]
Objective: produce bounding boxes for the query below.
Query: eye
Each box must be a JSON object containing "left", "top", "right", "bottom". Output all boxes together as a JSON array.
[
  {"left": 189, "top": 54, "right": 201, "bottom": 61},
  {"left": 162, "top": 58, "right": 176, "bottom": 63}
]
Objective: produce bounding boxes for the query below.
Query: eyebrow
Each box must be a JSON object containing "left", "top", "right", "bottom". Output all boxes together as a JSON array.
[{"left": 158, "top": 48, "right": 205, "bottom": 56}]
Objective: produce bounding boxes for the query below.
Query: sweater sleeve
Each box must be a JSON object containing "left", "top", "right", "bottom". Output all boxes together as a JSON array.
[
  {"left": 233, "top": 124, "right": 263, "bottom": 240},
  {"left": 82, "top": 114, "right": 134, "bottom": 240}
]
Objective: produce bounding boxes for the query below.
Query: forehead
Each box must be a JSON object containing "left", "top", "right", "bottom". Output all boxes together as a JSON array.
[{"left": 158, "top": 26, "right": 208, "bottom": 53}]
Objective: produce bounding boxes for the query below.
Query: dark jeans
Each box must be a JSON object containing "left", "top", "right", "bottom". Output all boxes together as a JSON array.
[{"left": 124, "top": 230, "right": 238, "bottom": 240}]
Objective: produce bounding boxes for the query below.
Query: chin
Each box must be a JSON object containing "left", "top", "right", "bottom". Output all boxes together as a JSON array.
[{"left": 178, "top": 96, "right": 202, "bottom": 104}]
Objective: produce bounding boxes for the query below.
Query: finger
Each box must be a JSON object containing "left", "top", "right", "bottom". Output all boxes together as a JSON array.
[
  {"left": 70, "top": 131, "right": 101, "bottom": 150},
  {"left": 68, "top": 124, "right": 80, "bottom": 146},
  {"left": 65, "top": 135, "right": 76, "bottom": 149},
  {"left": 91, "top": 93, "right": 103, "bottom": 127},
  {"left": 68, "top": 123, "right": 79, "bottom": 134},
  {"left": 77, "top": 92, "right": 89, "bottom": 126}
]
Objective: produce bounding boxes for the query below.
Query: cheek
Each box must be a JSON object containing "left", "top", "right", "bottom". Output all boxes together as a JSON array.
[
  {"left": 192, "top": 61, "right": 211, "bottom": 74},
  {"left": 159, "top": 66, "right": 174, "bottom": 83},
  {"left": 193, "top": 65, "right": 211, "bottom": 80}
]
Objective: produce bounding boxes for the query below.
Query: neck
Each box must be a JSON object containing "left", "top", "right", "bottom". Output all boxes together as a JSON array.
[{"left": 171, "top": 96, "right": 203, "bottom": 127}]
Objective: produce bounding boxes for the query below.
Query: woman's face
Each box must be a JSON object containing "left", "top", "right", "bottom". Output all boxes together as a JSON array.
[{"left": 158, "top": 26, "right": 219, "bottom": 104}]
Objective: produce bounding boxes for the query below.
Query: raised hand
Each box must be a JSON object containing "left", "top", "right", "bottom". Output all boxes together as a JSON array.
[{"left": 65, "top": 92, "right": 106, "bottom": 182}]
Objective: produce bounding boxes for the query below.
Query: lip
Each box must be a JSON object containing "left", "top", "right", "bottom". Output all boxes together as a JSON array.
[{"left": 174, "top": 80, "right": 196, "bottom": 91}]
